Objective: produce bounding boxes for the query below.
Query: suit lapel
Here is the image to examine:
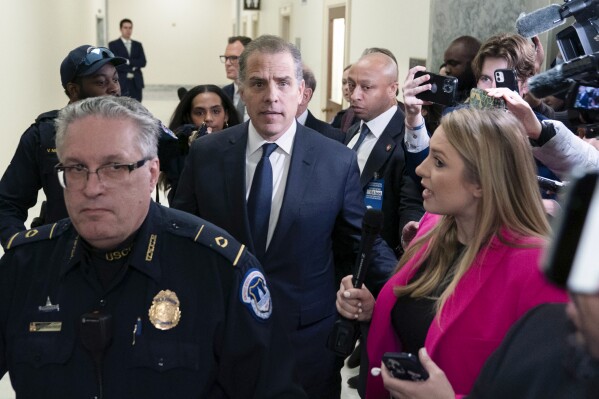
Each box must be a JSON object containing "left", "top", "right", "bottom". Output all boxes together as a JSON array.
[
  {"left": 359, "top": 109, "right": 405, "bottom": 188},
  {"left": 266, "top": 126, "right": 317, "bottom": 256},
  {"left": 344, "top": 123, "right": 359, "bottom": 145},
  {"left": 222, "top": 125, "right": 254, "bottom": 249}
]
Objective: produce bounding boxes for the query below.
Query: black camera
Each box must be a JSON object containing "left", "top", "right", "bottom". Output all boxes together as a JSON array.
[{"left": 525, "top": 1, "right": 599, "bottom": 127}]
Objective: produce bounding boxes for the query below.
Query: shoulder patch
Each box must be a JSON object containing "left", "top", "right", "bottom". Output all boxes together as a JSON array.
[
  {"left": 6, "top": 220, "right": 70, "bottom": 250},
  {"left": 240, "top": 268, "right": 272, "bottom": 321},
  {"left": 167, "top": 218, "right": 246, "bottom": 266}
]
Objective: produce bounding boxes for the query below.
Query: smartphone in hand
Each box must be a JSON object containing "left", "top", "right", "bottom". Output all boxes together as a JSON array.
[
  {"left": 414, "top": 71, "right": 458, "bottom": 106},
  {"left": 494, "top": 69, "right": 519, "bottom": 94},
  {"left": 382, "top": 352, "right": 429, "bottom": 381}
]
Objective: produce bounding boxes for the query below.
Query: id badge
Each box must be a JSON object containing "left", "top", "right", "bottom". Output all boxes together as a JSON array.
[{"left": 364, "top": 178, "right": 384, "bottom": 210}]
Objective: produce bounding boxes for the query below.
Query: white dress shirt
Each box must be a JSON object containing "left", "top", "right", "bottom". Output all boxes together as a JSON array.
[
  {"left": 296, "top": 109, "right": 309, "bottom": 125},
  {"left": 245, "top": 121, "right": 296, "bottom": 248},
  {"left": 347, "top": 105, "right": 397, "bottom": 173}
]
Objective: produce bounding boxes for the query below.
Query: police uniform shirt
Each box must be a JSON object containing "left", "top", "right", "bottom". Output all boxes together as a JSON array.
[{"left": 0, "top": 202, "right": 305, "bottom": 398}]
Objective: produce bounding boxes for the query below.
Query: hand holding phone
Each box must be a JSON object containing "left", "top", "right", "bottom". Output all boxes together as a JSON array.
[
  {"left": 414, "top": 71, "right": 458, "bottom": 106},
  {"left": 382, "top": 352, "right": 429, "bottom": 381}
]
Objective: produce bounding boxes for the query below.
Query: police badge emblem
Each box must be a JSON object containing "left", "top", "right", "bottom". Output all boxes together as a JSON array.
[
  {"left": 240, "top": 269, "right": 272, "bottom": 321},
  {"left": 148, "top": 290, "right": 181, "bottom": 330}
]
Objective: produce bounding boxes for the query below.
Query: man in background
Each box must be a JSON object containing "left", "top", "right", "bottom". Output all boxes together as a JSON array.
[
  {"left": 221, "top": 36, "right": 252, "bottom": 121},
  {"left": 0, "top": 45, "right": 125, "bottom": 249},
  {"left": 442, "top": 35, "right": 481, "bottom": 102},
  {"left": 346, "top": 49, "right": 424, "bottom": 252},
  {"left": 296, "top": 64, "right": 344, "bottom": 143},
  {"left": 109, "top": 18, "right": 147, "bottom": 102}
]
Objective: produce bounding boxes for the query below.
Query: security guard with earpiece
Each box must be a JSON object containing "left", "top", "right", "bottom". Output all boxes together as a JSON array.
[{"left": 0, "top": 96, "right": 305, "bottom": 398}]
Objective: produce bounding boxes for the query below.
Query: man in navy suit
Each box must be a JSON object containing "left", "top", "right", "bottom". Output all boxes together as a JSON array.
[
  {"left": 109, "top": 18, "right": 147, "bottom": 102},
  {"left": 221, "top": 36, "right": 252, "bottom": 121},
  {"left": 172, "top": 35, "right": 397, "bottom": 398},
  {"left": 296, "top": 65, "right": 344, "bottom": 143}
]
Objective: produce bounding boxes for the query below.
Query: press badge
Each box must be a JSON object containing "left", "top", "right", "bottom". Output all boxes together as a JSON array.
[{"left": 364, "top": 178, "right": 384, "bottom": 210}]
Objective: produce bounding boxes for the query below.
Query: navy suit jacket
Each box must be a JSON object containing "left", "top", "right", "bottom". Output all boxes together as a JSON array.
[
  {"left": 108, "top": 38, "right": 146, "bottom": 91},
  {"left": 344, "top": 107, "right": 424, "bottom": 252},
  {"left": 222, "top": 82, "right": 235, "bottom": 101},
  {"left": 304, "top": 110, "right": 344, "bottom": 143},
  {"left": 172, "top": 121, "right": 396, "bottom": 394}
]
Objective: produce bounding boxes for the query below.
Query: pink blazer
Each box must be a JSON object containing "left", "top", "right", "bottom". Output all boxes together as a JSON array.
[{"left": 366, "top": 213, "right": 568, "bottom": 398}]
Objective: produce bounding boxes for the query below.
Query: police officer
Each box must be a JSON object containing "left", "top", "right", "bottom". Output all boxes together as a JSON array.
[
  {"left": 0, "top": 45, "right": 125, "bottom": 249},
  {"left": 0, "top": 96, "right": 305, "bottom": 398}
]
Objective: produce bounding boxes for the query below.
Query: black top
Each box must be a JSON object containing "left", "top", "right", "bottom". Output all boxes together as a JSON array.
[{"left": 391, "top": 245, "right": 464, "bottom": 354}]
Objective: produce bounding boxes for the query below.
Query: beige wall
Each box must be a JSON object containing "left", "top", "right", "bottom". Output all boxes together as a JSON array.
[
  {"left": 1, "top": 0, "right": 432, "bottom": 172},
  {"left": 107, "top": 0, "right": 234, "bottom": 87}
]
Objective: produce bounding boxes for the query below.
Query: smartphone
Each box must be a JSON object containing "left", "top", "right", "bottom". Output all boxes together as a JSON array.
[
  {"left": 494, "top": 69, "right": 519, "bottom": 94},
  {"left": 414, "top": 71, "right": 458, "bottom": 106},
  {"left": 382, "top": 352, "right": 429, "bottom": 381},
  {"left": 469, "top": 88, "right": 506, "bottom": 110}
]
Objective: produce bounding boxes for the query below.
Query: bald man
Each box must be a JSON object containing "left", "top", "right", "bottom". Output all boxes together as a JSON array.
[{"left": 346, "top": 49, "right": 423, "bottom": 254}]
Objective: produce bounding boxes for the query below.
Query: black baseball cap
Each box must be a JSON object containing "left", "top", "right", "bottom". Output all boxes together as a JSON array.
[{"left": 60, "top": 45, "right": 127, "bottom": 88}]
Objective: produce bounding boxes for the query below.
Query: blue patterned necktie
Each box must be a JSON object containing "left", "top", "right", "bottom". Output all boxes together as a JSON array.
[
  {"left": 352, "top": 124, "right": 370, "bottom": 151},
  {"left": 247, "top": 143, "right": 278, "bottom": 260}
]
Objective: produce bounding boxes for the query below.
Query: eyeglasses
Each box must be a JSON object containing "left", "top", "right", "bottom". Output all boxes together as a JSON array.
[
  {"left": 55, "top": 159, "right": 149, "bottom": 190},
  {"left": 220, "top": 55, "right": 240, "bottom": 63},
  {"left": 79, "top": 47, "right": 117, "bottom": 68}
]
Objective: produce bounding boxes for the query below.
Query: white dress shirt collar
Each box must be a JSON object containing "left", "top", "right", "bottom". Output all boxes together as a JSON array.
[
  {"left": 247, "top": 120, "right": 296, "bottom": 157},
  {"left": 362, "top": 104, "right": 397, "bottom": 139},
  {"left": 296, "top": 109, "right": 309, "bottom": 126}
]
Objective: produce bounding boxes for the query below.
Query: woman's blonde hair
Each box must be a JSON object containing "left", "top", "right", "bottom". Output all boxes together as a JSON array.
[{"left": 394, "top": 108, "right": 549, "bottom": 314}]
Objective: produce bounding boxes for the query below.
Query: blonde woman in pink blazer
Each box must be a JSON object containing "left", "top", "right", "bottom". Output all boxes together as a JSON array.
[{"left": 336, "top": 108, "right": 568, "bottom": 398}]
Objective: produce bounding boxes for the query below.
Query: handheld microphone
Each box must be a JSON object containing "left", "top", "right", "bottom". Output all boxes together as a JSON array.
[
  {"left": 352, "top": 209, "right": 384, "bottom": 288},
  {"left": 327, "top": 209, "right": 384, "bottom": 357},
  {"left": 516, "top": 4, "right": 565, "bottom": 38}
]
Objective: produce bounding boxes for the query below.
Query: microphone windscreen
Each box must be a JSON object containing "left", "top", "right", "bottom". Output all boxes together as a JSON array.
[
  {"left": 528, "top": 64, "right": 572, "bottom": 98},
  {"left": 516, "top": 4, "right": 565, "bottom": 37}
]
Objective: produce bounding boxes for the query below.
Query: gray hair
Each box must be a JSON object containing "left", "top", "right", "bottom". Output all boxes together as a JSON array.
[
  {"left": 55, "top": 96, "right": 160, "bottom": 161},
  {"left": 238, "top": 35, "right": 303, "bottom": 87}
]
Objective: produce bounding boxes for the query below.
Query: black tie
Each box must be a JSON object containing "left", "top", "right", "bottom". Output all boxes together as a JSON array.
[
  {"left": 247, "top": 143, "right": 278, "bottom": 260},
  {"left": 352, "top": 124, "right": 370, "bottom": 151}
]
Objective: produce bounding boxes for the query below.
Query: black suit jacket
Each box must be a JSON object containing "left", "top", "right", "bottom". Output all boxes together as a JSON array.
[
  {"left": 344, "top": 107, "right": 424, "bottom": 251},
  {"left": 222, "top": 82, "right": 235, "bottom": 101},
  {"left": 172, "top": 121, "right": 397, "bottom": 396},
  {"left": 470, "top": 304, "right": 599, "bottom": 399},
  {"left": 303, "top": 110, "right": 344, "bottom": 143},
  {"left": 108, "top": 38, "right": 146, "bottom": 91}
]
